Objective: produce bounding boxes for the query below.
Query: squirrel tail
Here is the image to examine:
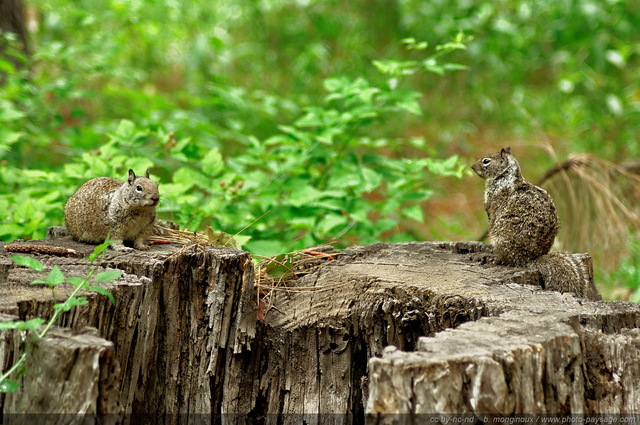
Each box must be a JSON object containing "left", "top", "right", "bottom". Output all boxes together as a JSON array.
[{"left": 527, "top": 253, "right": 602, "bottom": 301}]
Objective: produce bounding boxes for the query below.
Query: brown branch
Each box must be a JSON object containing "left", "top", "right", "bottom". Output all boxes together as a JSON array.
[{"left": 4, "top": 243, "right": 77, "bottom": 257}]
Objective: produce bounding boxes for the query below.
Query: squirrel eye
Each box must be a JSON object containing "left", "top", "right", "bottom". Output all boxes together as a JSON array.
[
  {"left": 482, "top": 158, "right": 491, "bottom": 165},
  {"left": 136, "top": 185, "right": 143, "bottom": 191}
]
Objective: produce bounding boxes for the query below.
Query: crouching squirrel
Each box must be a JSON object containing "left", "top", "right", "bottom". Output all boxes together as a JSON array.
[{"left": 64, "top": 169, "right": 160, "bottom": 251}]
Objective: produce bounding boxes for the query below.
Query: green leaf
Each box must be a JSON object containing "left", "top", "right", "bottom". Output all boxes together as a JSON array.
[
  {"left": 172, "top": 167, "right": 210, "bottom": 191},
  {"left": 397, "top": 99, "right": 422, "bottom": 115},
  {"left": 201, "top": 148, "right": 224, "bottom": 176},
  {"left": 402, "top": 205, "right": 424, "bottom": 222},
  {"left": 0, "top": 318, "right": 45, "bottom": 331},
  {"left": 317, "top": 214, "right": 347, "bottom": 234},
  {"left": 443, "top": 63, "right": 468, "bottom": 72},
  {"left": 95, "top": 270, "right": 123, "bottom": 283},
  {"left": 295, "top": 110, "right": 324, "bottom": 128},
  {"left": 261, "top": 253, "right": 295, "bottom": 278},
  {"left": 89, "top": 286, "right": 116, "bottom": 305},
  {"left": 376, "top": 218, "right": 398, "bottom": 233},
  {"left": 328, "top": 169, "right": 361, "bottom": 189},
  {"left": 67, "top": 277, "right": 86, "bottom": 288},
  {"left": 389, "top": 232, "right": 415, "bottom": 243},
  {"left": 310, "top": 197, "right": 345, "bottom": 211},
  {"left": 89, "top": 238, "right": 112, "bottom": 262},
  {"left": 0, "top": 379, "right": 19, "bottom": 393},
  {"left": 114, "top": 119, "right": 136, "bottom": 140},
  {"left": 11, "top": 256, "right": 44, "bottom": 272},
  {"left": 232, "top": 235, "right": 251, "bottom": 248},
  {"left": 46, "top": 266, "right": 65, "bottom": 288},
  {"left": 423, "top": 59, "right": 444, "bottom": 76},
  {"left": 403, "top": 38, "right": 428, "bottom": 50},
  {"left": 349, "top": 199, "right": 372, "bottom": 223},
  {"left": 206, "top": 228, "right": 241, "bottom": 249},
  {"left": 0, "top": 100, "right": 26, "bottom": 122},
  {"left": 288, "top": 185, "right": 325, "bottom": 207},
  {"left": 361, "top": 168, "right": 382, "bottom": 193},
  {"left": 631, "top": 288, "right": 640, "bottom": 304},
  {"left": 323, "top": 78, "right": 345, "bottom": 92},
  {"left": 245, "top": 239, "right": 284, "bottom": 257}
]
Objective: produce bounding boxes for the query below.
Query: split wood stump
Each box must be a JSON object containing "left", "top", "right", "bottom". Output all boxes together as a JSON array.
[{"left": 0, "top": 236, "right": 639, "bottom": 422}]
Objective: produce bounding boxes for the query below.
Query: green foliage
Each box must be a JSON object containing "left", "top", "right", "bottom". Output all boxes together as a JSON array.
[
  {"left": 10, "top": 256, "right": 44, "bottom": 272},
  {"left": 0, "top": 20, "right": 468, "bottom": 255},
  {"left": 399, "top": 0, "right": 639, "bottom": 158},
  {"left": 599, "top": 237, "right": 640, "bottom": 302},
  {"left": 0, "top": 1, "right": 638, "bottom": 285},
  {"left": 0, "top": 242, "right": 119, "bottom": 392},
  {"left": 0, "top": 318, "right": 46, "bottom": 332},
  {"left": 159, "top": 40, "right": 467, "bottom": 255}
]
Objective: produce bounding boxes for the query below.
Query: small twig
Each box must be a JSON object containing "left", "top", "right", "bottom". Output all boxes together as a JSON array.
[
  {"left": 4, "top": 244, "right": 77, "bottom": 257},
  {"left": 226, "top": 210, "right": 271, "bottom": 246},
  {"left": 533, "top": 159, "right": 578, "bottom": 186}
]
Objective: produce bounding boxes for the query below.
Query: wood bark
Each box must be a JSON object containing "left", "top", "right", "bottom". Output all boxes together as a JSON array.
[
  {"left": 0, "top": 237, "right": 638, "bottom": 421},
  {"left": 0, "top": 319, "right": 120, "bottom": 421},
  {"left": 0, "top": 234, "right": 254, "bottom": 421},
  {"left": 0, "top": 0, "right": 29, "bottom": 73}
]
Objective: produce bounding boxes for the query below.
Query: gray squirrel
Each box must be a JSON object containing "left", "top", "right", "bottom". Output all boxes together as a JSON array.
[
  {"left": 472, "top": 147, "right": 601, "bottom": 300},
  {"left": 64, "top": 169, "right": 159, "bottom": 251}
]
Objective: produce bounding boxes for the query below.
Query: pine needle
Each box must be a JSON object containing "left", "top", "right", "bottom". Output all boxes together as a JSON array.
[{"left": 538, "top": 153, "right": 640, "bottom": 273}]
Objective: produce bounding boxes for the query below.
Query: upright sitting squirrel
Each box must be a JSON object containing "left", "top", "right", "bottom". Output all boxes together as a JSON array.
[
  {"left": 472, "top": 147, "right": 601, "bottom": 300},
  {"left": 64, "top": 169, "right": 160, "bottom": 251}
]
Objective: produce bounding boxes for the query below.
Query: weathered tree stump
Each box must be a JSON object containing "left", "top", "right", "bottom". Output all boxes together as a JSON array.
[
  {"left": 1, "top": 321, "right": 120, "bottom": 420},
  {"left": 225, "top": 242, "right": 638, "bottom": 421},
  {"left": 0, "top": 238, "right": 638, "bottom": 422},
  {"left": 0, "top": 234, "right": 254, "bottom": 421}
]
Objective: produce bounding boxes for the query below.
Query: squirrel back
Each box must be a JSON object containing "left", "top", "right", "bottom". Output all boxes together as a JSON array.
[
  {"left": 64, "top": 169, "right": 159, "bottom": 251},
  {"left": 473, "top": 147, "right": 600, "bottom": 300}
]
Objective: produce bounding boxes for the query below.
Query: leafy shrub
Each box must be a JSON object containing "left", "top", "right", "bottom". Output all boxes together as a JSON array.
[
  {"left": 0, "top": 29, "right": 467, "bottom": 255},
  {"left": 1, "top": 1, "right": 638, "bottom": 290}
]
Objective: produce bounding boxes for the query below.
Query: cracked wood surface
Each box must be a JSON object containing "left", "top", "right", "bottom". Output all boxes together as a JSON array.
[
  {"left": 226, "top": 242, "right": 639, "bottom": 419},
  {"left": 0, "top": 237, "right": 638, "bottom": 420}
]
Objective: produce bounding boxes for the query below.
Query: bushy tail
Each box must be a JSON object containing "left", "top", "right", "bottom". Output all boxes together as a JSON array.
[{"left": 528, "top": 253, "right": 601, "bottom": 300}]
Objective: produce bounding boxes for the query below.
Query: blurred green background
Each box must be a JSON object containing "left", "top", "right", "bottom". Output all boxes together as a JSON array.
[{"left": 0, "top": 0, "right": 638, "bottom": 299}]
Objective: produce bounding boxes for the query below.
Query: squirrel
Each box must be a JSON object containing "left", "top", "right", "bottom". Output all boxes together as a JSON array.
[
  {"left": 472, "top": 147, "right": 601, "bottom": 300},
  {"left": 64, "top": 169, "right": 160, "bottom": 251}
]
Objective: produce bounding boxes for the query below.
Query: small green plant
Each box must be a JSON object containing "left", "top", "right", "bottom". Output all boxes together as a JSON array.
[
  {"left": 0, "top": 239, "right": 119, "bottom": 393},
  {"left": 597, "top": 236, "right": 640, "bottom": 302}
]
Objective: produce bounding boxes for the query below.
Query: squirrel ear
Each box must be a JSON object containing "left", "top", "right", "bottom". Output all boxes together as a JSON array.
[
  {"left": 128, "top": 169, "right": 136, "bottom": 184},
  {"left": 501, "top": 147, "right": 512, "bottom": 156},
  {"left": 145, "top": 169, "right": 150, "bottom": 179}
]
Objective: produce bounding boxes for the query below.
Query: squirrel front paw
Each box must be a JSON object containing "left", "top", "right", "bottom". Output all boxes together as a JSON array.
[{"left": 111, "top": 242, "right": 133, "bottom": 252}]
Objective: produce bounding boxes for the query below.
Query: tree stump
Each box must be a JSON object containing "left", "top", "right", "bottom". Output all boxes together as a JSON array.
[
  {"left": 0, "top": 234, "right": 255, "bottom": 421},
  {"left": 0, "top": 238, "right": 638, "bottom": 421},
  {"left": 225, "top": 242, "right": 639, "bottom": 420},
  {"left": 1, "top": 321, "right": 120, "bottom": 420}
]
